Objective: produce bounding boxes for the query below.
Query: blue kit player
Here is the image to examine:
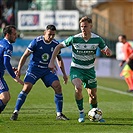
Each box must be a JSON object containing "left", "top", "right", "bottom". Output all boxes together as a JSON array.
[
  {"left": 0, "top": 25, "right": 24, "bottom": 114},
  {"left": 10, "top": 25, "right": 69, "bottom": 120}
]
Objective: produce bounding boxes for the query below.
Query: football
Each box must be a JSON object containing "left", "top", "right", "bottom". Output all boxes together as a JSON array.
[{"left": 88, "top": 108, "right": 102, "bottom": 122}]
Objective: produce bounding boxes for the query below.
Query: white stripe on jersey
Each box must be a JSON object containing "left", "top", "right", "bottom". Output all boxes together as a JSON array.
[
  {"left": 73, "top": 43, "right": 99, "bottom": 50},
  {"left": 0, "top": 80, "right": 5, "bottom": 90},
  {"left": 4, "top": 55, "right": 11, "bottom": 58},
  {"left": 72, "top": 51, "right": 96, "bottom": 61},
  {"left": 71, "top": 62, "right": 94, "bottom": 69}
]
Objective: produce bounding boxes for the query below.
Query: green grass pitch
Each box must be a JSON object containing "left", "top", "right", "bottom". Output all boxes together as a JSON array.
[{"left": 0, "top": 75, "right": 133, "bottom": 133}]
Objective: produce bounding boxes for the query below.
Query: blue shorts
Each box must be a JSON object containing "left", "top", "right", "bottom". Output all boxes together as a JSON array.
[
  {"left": 0, "top": 77, "right": 9, "bottom": 93},
  {"left": 24, "top": 67, "right": 59, "bottom": 87}
]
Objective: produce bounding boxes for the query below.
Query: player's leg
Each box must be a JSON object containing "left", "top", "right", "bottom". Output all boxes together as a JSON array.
[
  {"left": 52, "top": 80, "right": 69, "bottom": 120},
  {"left": 0, "top": 91, "right": 10, "bottom": 113},
  {"left": 125, "top": 70, "right": 133, "bottom": 92},
  {"left": 86, "top": 88, "right": 105, "bottom": 122},
  {"left": 72, "top": 78, "right": 85, "bottom": 122},
  {"left": 86, "top": 88, "right": 97, "bottom": 109},
  {"left": 70, "top": 67, "right": 85, "bottom": 122},
  {"left": 42, "top": 71, "right": 69, "bottom": 120},
  {"left": 10, "top": 83, "right": 33, "bottom": 120},
  {"left": 0, "top": 78, "right": 10, "bottom": 113},
  {"left": 10, "top": 70, "right": 36, "bottom": 120}
]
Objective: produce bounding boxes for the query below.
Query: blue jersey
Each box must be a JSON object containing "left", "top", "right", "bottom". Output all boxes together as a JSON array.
[
  {"left": 28, "top": 35, "right": 60, "bottom": 69},
  {"left": 24, "top": 36, "right": 60, "bottom": 86},
  {"left": 0, "top": 38, "right": 16, "bottom": 78}
]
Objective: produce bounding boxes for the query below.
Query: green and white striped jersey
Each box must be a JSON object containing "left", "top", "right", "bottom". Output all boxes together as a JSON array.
[{"left": 62, "top": 32, "right": 107, "bottom": 69}]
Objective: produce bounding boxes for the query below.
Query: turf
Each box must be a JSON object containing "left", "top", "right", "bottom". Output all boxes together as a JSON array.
[{"left": 0, "top": 75, "right": 133, "bottom": 133}]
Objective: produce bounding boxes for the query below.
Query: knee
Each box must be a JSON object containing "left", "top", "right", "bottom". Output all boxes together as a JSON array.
[
  {"left": 2, "top": 95, "right": 10, "bottom": 104},
  {"left": 75, "top": 85, "right": 82, "bottom": 94},
  {"left": 52, "top": 81, "right": 62, "bottom": 93},
  {"left": 22, "top": 83, "right": 33, "bottom": 94}
]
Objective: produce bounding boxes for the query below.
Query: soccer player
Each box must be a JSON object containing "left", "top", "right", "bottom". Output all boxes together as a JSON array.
[
  {"left": 10, "top": 25, "right": 69, "bottom": 121},
  {"left": 0, "top": 25, "right": 24, "bottom": 113},
  {"left": 49, "top": 16, "right": 112, "bottom": 123},
  {"left": 118, "top": 35, "right": 133, "bottom": 92}
]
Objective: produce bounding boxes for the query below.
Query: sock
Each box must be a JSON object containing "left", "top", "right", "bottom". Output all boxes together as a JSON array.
[
  {"left": 76, "top": 98, "right": 84, "bottom": 112},
  {"left": 0, "top": 99, "right": 6, "bottom": 113},
  {"left": 90, "top": 103, "right": 97, "bottom": 109},
  {"left": 54, "top": 94, "right": 63, "bottom": 115},
  {"left": 14, "top": 91, "right": 27, "bottom": 112}
]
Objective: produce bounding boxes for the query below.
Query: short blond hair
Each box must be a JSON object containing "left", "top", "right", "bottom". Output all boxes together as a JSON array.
[{"left": 79, "top": 16, "right": 92, "bottom": 24}]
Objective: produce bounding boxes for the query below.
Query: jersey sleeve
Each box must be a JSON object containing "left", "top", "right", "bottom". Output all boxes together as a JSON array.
[
  {"left": 27, "top": 39, "right": 37, "bottom": 52},
  {"left": 98, "top": 37, "right": 107, "bottom": 50},
  {"left": 4, "top": 56, "right": 16, "bottom": 78},
  {"left": 62, "top": 36, "right": 73, "bottom": 47},
  {"left": 3, "top": 45, "right": 16, "bottom": 78},
  {"left": 123, "top": 43, "right": 133, "bottom": 60},
  {"left": 4, "top": 44, "right": 13, "bottom": 58}
]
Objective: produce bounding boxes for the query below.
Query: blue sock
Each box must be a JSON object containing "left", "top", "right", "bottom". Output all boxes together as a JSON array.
[
  {"left": 0, "top": 99, "right": 6, "bottom": 112},
  {"left": 54, "top": 94, "right": 63, "bottom": 113},
  {"left": 14, "top": 91, "right": 27, "bottom": 112}
]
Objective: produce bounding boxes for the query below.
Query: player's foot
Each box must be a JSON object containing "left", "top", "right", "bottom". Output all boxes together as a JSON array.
[
  {"left": 78, "top": 112, "right": 85, "bottom": 123},
  {"left": 98, "top": 118, "right": 105, "bottom": 123},
  {"left": 10, "top": 112, "right": 18, "bottom": 121},
  {"left": 56, "top": 113, "right": 69, "bottom": 120},
  {"left": 127, "top": 90, "right": 133, "bottom": 93}
]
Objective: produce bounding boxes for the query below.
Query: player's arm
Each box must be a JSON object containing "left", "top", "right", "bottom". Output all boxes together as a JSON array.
[
  {"left": 49, "top": 43, "right": 65, "bottom": 73},
  {"left": 4, "top": 56, "right": 24, "bottom": 85},
  {"left": 56, "top": 55, "right": 68, "bottom": 84},
  {"left": 17, "top": 48, "right": 32, "bottom": 77}
]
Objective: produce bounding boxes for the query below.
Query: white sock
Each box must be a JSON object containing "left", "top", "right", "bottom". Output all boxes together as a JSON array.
[{"left": 57, "top": 112, "right": 61, "bottom": 116}]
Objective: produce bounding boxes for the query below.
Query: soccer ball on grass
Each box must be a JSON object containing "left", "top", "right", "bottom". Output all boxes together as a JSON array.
[{"left": 88, "top": 108, "right": 102, "bottom": 122}]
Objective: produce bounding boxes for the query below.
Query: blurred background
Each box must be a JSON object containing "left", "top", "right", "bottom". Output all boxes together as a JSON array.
[{"left": 0, "top": 0, "right": 133, "bottom": 78}]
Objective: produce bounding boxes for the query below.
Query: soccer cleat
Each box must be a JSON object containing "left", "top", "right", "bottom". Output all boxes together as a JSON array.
[
  {"left": 56, "top": 113, "right": 69, "bottom": 120},
  {"left": 10, "top": 112, "right": 18, "bottom": 121},
  {"left": 127, "top": 90, "right": 133, "bottom": 93},
  {"left": 78, "top": 112, "right": 85, "bottom": 123},
  {"left": 98, "top": 118, "right": 105, "bottom": 123}
]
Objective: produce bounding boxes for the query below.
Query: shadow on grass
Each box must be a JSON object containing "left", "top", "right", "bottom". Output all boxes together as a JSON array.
[{"left": 84, "top": 117, "right": 133, "bottom": 126}]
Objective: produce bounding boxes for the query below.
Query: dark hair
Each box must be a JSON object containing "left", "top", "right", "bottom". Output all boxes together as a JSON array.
[
  {"left": 46, "top": 25, "right": 56, "bottom": 31},
  {"left": 119, "top": 34, "right": 127, "bottom": 39},
  {"left": 79, "top": 16, "right": 92, "bottom": 24},
  {"left": 3, "top": 25, "right": 16, "bottom": 36}
]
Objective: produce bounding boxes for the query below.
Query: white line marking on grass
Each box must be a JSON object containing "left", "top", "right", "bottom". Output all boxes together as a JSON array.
[{"left": 98, "top": 85, "right": 133, "bottom": 97}]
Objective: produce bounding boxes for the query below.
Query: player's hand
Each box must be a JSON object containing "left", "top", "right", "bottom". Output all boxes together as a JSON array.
[
  {"left": 119, "top": 62, "right": 123, "bottom": 67},
  {"left": 48, "top": 61, "right": 57, "bottom": 73},
  {"left": 14, "top": 76, "right": 24, "bottom": 85},
  {"left": 101, "top": 48, "right": 112, "bottom": 56},
  {"left": 12, "top": 67, "right": 17, "bottom": 72},
  {"left": 12, "top": 67, "right": 21, "bottom": 77},
  {"left": 63, "top": 74, "right": 68, "bottom": 84},
  {"left": 16, "top": 70, "right": 21, "bottom": 78}
]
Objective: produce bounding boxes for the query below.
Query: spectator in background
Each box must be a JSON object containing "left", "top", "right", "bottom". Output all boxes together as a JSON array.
[
  {"left": 118, "top": 35, "right": 133, "bottom": 92},
  {"left": 1, "top": 0, "right": 15, "bottom": 25},
  {"left": 28, "top": 0, "right": 38, "bottom": 10},
  {"left": 0, "top": 20, "right": 7, "bottom": 37}
]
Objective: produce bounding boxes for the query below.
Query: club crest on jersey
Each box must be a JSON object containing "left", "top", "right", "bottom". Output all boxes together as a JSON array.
[
  {"left": 42, "top": 53, "right": 49, "bottom": 61},
  {"left": 51, "top": 47, "right": 54, "bottom": 52},
  {"left": 91, "top": 45, "right": 97, "bottom": 50}
]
